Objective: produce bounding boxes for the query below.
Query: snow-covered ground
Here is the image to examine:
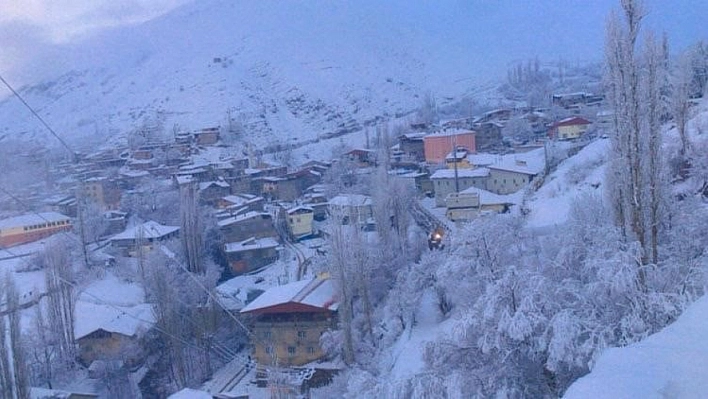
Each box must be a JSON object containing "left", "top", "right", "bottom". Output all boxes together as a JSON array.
[
  {"left": 525, "top": 138, "right": 609, "bottom": 229},
  {"left": 386, "top": 288, "right": 445, "bottom": 381},
  {"left": 564, "top": 295, "right": 708, "bottom": 399}
]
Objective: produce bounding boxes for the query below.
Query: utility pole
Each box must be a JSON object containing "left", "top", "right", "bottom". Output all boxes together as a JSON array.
[
  {"left": 453, "top": 135, "right": 460, "bottom": 194},
  {"left": 76, "top": 180, "right": 90, "bottom": 268}
]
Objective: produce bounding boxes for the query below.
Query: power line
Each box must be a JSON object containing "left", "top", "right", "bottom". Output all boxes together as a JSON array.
[
  {"left": 0, "top": 240, "right": 241, "bottom": 366},
  {"left": 0, "top": 73, "right": 75, "bottom": 157}
]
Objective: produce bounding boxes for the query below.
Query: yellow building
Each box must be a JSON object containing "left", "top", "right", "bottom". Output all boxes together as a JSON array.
[
  {"left": 286, "top": 206, "right": 315, "bottom": 240},
  {"left": 240, "top": 276, "right": 338, "bottom": 367},
  {"left": 445, "top": 147, "right": 471, "bottom": 169},
  {"left": 74, "top": 302, "right": 155, "bottom": 367},
  {"left": 548, "top": 116, "right": 591, "bottom": 140},
  {"left": 445, "top": 187, "right": 517, "bottom": 222},
  {"left": 0, "top": 212, "right": 72, "bottom": 248}
]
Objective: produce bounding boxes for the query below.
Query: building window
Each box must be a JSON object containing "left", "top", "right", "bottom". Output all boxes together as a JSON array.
[
  {"left": 307, "top": 347, "right": 315, "bottom": 354},
  {"left": 297, "top": 331, "right": 306, "bottom": 339},
  {"left": 265, "top": 346, "right": 273, "bottom": 354},
  {"left": 263, "top": 331, "right": 272, "bottom": 339},
  {"left": 287, "top": 346, "right": 296, "bottom": 355}
]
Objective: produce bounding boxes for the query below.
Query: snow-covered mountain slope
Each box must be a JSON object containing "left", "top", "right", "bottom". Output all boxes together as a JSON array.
[
  {"left": 525, "top": 139, "right": 609, "bottom": 229},
  {"left": 563, "top": 294, "right": 708, "bottom": 399},
  {"left": 0, "top": 0, "right": 503, "bottom": 152}
]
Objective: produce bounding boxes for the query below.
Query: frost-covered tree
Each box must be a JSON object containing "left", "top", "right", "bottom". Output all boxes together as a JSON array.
[
  {"left": 416, "top": 91, "right": 439, "bottom": 126},
  {"left": 1, "top": 274, "right": 30, "bottom": 399},
  {"left": 43, "top": 239, "right": 77, "bottom": 366},
  {"left": 671, "top": 52, "right": 696, "bottom": 159},
  {"left": 605, "top": 0, "right": 666, "bottom": 269},
  {"left": 179, "top": 181, "right": 203, "bottom": 274}
]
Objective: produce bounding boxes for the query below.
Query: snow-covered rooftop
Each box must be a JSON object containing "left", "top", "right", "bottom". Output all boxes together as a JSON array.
[
  {"left": 241, "top": 276, "right": 339, "bottom": 314},
  {"left": 287, "top": 205, "right": 314, "bottom": 214},
  {"left": 224, "top": 236, "right": 279, "bottom": 253},
  {"left": 468, "top": 153, "right": 500, "bottom": 167},
  {"left": 459, "top": 186, "right": 521, "bottom": 206},
  {"left": 168, "top": 388, "right": 213, "bottom": 399},
  {"left": 0, "top": 212, "right": 70, "bottom": 230},
  {"left": 485, "top": 148, "right": 545, "bottom": 175},
  {"left": 217, "top": 211, "right": 270, "bottom": 227},
  {"left": 430, "top": 167, "right": 490, "bottom": 179},
  {"left": 30, "top": 387, "right": 97, "bottom": 399},
  {"left": 74, "top": 301, "right": 156, "bottom": 340},
  {"left": 425, "top": 128, "right": 474, "bottom": 138},
  {"left": 110, "top": 221, "right": 179, "bottom": 241},
  {"left": 198, "top": 180, "right": 230, "bottom": 190},
  {"left": 328, "top": 193, "right": 372, "bottom": 207}
]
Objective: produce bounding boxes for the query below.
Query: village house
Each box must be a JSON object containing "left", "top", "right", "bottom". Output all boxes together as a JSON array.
[
  {"left": 344, "top": 148, "right": 377, "bottom": 167},
  {"left": 423, "top": 129, "right": 476, "bottom": 164},
  {"left": 299, "top": 160, "right": 332, "bottom": 173},
  {"left": 551, "top": 92, "right": 604, "bottom": 109},
  {"left": 194, "top": 127, "right": 220, "bottom": 146},
  {"left": 445, "top": 186, "right": 517, "bottom": 222},
  {"left": 80, "top": 177, "right": 122, "bottom": 210},
  {"left": 74, "top": 303, "right": 155, "bottom": 368},
  {"left": 397, "top": 133, "right": 427, "bottom": 162},
  {"left": 430, "top": 168, "right": 489, "bottom": 207},
  {"left": 109, "top": 220, "right": 179, "bottom": 256},
  {"left": 198, "top": 180, "right": 231, "bottom": 206},
  {"left": 218, "top": 211, "right": 277, "bottom": 243},
  {"left": 472, "top": 121, "right": 504, "bottom": 152},
  {"left": 547, "top": 116, "right": 592, "bottom": 140},
  {"left": 29, "top": 387, "right": 98, "bottom": 399},
  {"left": 240, "top": 275, "right": 339, "bottom": 367},
  {"left": 174, "top": 131, "right": 192, "bottom": 145},
  {"left": 42, "top": 194, "right": 78, "bottom": 217},
  {"left": 103, "top": 210, "right": 128, "bottom": 237},
  {"left": 302, "top": 192, "right": 329, "bottom": 221},
  {"left": 217, "top": 194, "right": 265, "bottom": 213},
  {"left": 274, "top": 168, "right": 323, "bottom": 202},
  {"left": 487, "top": 159, "right": 543, "bottom": 195},
  {"left": 252, "top": 176, "right": 284, "bottom": 200},
  {"left": 286, "top": 206, "right": 315, "bottom": 240},
  {"left": 327, "top": 194, "right": 373, "bottom": 227},
  {"left": 398, "top": 171, "right": 434, "bottom": 196},
  {"left": 445, "top": 147, "right": 472, "bottom": 169},
  {"left": 223, "top": 236, "right": 280, "bottom": 275},
  {"left": 0, "top": 212, "right": 72, "bottom": 248},
  {"left": 479, "top": 108, "right": 513, "bottom": 123}
]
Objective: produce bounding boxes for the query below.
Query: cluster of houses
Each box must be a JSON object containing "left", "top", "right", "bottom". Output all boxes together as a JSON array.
[{"left": 0, "top": 88, "right": 613, "bottom": 396}]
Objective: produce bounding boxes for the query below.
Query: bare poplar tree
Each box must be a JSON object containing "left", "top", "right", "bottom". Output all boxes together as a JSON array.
[
  {"left": 672, "top": 53, "right": 695, "bottom": 159},
  {"left": 43, "top": 239, "right": 76, "bottom": 364},
  {"left": 643, "top": 32, "right": 664, "bottom": 265},
  {"left": 0, "top": 307, "right": 11, "bottom": 398},
  {"left": 326, "top": 215, "right": 356, "bottom": 364},
  {"left": 179, "top": 181, "right": 203, "bottom": 274},
  {"left": 3, "top": 274, "right": 30, "bottom": 399},
  {"left": 605, "top": 0, "right": 665, "bottom": 273}
]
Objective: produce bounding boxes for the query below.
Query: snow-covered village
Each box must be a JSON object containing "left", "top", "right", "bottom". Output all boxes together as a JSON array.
[{"left": 0, "top": 0, "right": 707, "bottom": 398}]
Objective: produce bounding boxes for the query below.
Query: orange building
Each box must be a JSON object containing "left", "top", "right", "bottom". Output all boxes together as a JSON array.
[
  {"left": 0, "top": 212, "right": 72, "bottom": 248},
  {"left": 423, "top": 129, "right": 476, "bottom": 164}
]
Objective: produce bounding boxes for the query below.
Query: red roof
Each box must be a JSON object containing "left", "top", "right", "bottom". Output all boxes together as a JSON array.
[{"left": 551, "top": 116, "right": 591, "bottom": 128}]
